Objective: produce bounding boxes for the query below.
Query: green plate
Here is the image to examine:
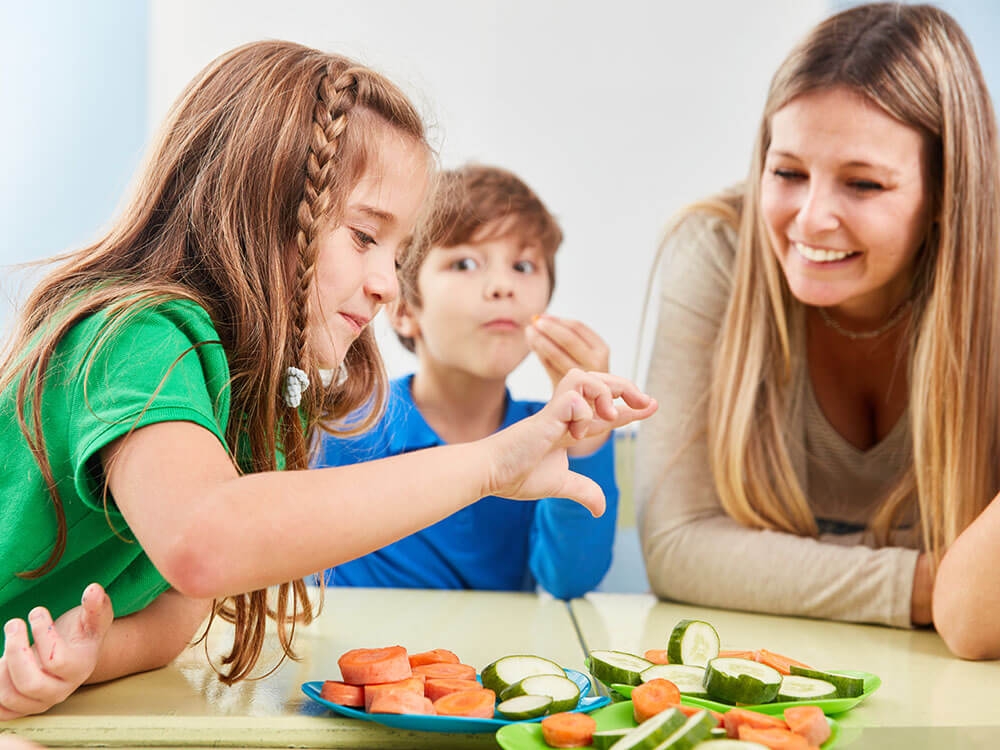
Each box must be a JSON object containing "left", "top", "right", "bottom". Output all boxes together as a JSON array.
[
  {"left": 611, "top": 670, "right": 880, "bottom": 717},
  {"left": 495, "top": 700, "right": 841, "bottom": 749}
]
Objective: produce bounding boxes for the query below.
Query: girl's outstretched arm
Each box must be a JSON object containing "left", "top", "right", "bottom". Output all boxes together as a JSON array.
[
  {"left": 934, "top": 491, "right": 1000, "bottom": 659},
  {"left": 103, "top": 369, "right": 655, "bottom": 601}
]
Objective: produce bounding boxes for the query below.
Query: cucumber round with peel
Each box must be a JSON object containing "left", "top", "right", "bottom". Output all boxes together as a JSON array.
[
  {"left": 590, "top": 728, "right": 631, "bottom": 750},
  {"left": 602, "top": 706, "right": 686, "bottom": 750},
  {"left": 655, "top": 709, "right": 717, "bottom": 750},
  {"left": 640, "top": 664, "right": 708, "bottom": 696},
  {"left": 703, "top": 657, "right": 782, "bottom": 705},
  {"left": 789, "top": 665, "right": 864, "bottom": 698},
  {"left": 499, "top": 673, "right": 580, "bottom": 714},
  {"left": 587, "top": 650, "right": 652, "bottom": 686},
  {"left": 495, "top": 694, "right": 552, "bottom": 720},
  {"left": 480, "top": 654, "right": 563, "bottom": 695},
  {"left": 776, "top": 674, "right": 838, "bottom": 702},
  {"left": 667, "top": 619, "right": 721, "bottom": 667}
]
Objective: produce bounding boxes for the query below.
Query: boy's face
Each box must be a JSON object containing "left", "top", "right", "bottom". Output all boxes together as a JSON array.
[{"left": 397, "top": 230, "right": 551, "bottom": 380}]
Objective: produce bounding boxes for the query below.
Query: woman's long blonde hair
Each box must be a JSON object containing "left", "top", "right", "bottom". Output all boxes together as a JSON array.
[
  {"left": 0, "top": 41, "right": 428, "bottom": 682},
  {"left": 705, "top": 3, "right": 1000, "bottom": 566}
]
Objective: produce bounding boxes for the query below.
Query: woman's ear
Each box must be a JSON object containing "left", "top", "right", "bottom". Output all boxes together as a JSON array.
[{"left": 389, "top": 298, "right": 419, "bottom": 339}]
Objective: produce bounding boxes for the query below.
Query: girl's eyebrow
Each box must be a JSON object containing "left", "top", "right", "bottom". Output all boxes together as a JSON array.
[{"left": 350, "top": 203, "right": 396, "bottom": 226}]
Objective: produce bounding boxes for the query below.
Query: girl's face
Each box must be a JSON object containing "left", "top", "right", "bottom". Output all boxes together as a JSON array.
[
  {"left": 307, "top": 128, "right": 429, "bottom": 370},
  {"left": 760, "top": 86, "right": 932, "bottom": 321}
]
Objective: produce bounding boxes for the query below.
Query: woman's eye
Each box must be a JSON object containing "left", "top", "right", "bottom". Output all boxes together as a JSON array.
[
  {"left": 849, "top": 179, "right": 885, "bottom": 192},
  {"left": 451, "top": 258, "right": 479, "bottom": 271},
  {"left": 514, "top": 260, "right": 537, "bottom": 273},
  {"left": 352, "top": 229, "right": 376, "bottom": 249}
]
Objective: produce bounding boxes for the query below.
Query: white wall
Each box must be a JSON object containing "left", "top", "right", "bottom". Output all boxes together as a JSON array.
[{"left": 149, "top": 0, "right": 827, "bottom": 401}]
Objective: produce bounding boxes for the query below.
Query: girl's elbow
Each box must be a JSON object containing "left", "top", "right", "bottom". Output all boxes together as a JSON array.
[{"left": 155, "top": 536, "right": 222, "bottom": 600}]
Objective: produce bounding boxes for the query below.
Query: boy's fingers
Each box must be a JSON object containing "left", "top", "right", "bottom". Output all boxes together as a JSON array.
[{"left": 527, "top": 329, "right": 576, "bottom": 377}]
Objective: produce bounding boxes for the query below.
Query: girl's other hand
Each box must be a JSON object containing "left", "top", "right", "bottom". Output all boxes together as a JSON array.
[
  {"left": 526, "top": 315, "right": 611, "bottom": 391},
  {"left": 0, "top": 583, "right": 113, "bottom": 720},
  {"left": 484, "top": 369, "right": 656, "bottom": 514}
]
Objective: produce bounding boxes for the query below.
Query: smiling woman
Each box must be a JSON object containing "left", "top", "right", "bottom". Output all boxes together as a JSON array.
[{"left": 635, "top": 2, "right": 1000, "bottom": 655}]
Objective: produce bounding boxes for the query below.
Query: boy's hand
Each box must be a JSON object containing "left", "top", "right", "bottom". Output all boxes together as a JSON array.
[
  {"left": 0, "top": 583, "right": 113, "bottom": 720},
  {"left": 526, "top": 315, "right": 610, "bottom": 390},
  {"left": 485, "top": 369, "right": 656, "bottom": 514}
]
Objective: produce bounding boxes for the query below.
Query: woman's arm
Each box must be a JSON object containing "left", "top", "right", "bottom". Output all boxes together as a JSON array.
[
  {"left": 933, "top": 491, "right": 1000, "bottom": 659},
  {"left": 637, "top": 213, "right": 919, "bottom": 628}
]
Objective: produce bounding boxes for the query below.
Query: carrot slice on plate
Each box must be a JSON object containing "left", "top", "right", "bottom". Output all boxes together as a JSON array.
[
  {"left": 738, "top": 725, "right": 813, "bottom": 749},
  {"left": 755, "top": 649, "right": 812, "bottom": 676},
  {"left": 678, "top": 703, "right": 724, "bottom": 726},
  {"left": 368, "top": 690, "right": 436, "bottom": 715},
  {"left": 643, "top": 649, "right": 672, "bottom": 665},
  {"left": 411, "top": 662, "right": 477, "bottom": 681},
  {"left": 540, "top": 711, "right": 598, "bottom": 748},
  {"left": 784, "top": 705, "right": 831, "bottom": 746},
  {"left": 424, "top": 678, "right": 483, "bottom": 702},
  {"left": 432, "top": 687, "right": 496, "bottom": 718},
  {"left": 408, "top": 648, "right": 461, "bottom": 667},
  {"left": 718, "top": 649, "right": 757, "bottom": 660},
  {"left": 319, "top": 680, "right": 364, "bottom": 707},
  {"left": 631, "top": 678, "right": 682, "bottom": 723},
  {"left": 723, "top": 707, "right": 789, "bottom": 738},
  {"left": 364, "top": 677, "right": 425, "bottom": 712},
  {"left": 338, "top": 646, "right": 412, "bottom": 685}
]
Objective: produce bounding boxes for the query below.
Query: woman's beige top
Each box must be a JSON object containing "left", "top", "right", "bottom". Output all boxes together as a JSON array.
[{"left": 636, "top": 211, "right": 919, "bottom": 628}]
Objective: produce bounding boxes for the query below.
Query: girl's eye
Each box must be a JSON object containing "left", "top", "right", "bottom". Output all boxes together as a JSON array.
[
  {"left": 772, "top": 168, "right": 806, "bottom": 181},
  {"left": 352, "top": 229, "right": 376, "bottom": 249},
  {"left": 514, "top": 260, "right": 537, "bottom": 273},
  {"left": 450, "top": 258, "right": 479, "bottom": 271}
]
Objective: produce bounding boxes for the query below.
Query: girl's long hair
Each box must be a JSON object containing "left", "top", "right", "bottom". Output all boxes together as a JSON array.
[
  {"left": 706, "top": 3, "right": 1000, "bottom": 565},
  {"left": 0, "top": 40, "right": 427, "bottom": 682}
]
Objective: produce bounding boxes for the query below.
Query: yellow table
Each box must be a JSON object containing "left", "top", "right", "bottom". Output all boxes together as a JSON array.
[
  {"left": 2, "top": 588, "right": 584, "bottom": 749},
  {"left": 571, "top": 592, "right": 1000, "bottom": 749}
]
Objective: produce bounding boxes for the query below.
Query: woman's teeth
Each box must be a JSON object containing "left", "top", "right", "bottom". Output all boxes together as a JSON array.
[{"left": 794, "top": 242, "right": 854, "bottom": 263}]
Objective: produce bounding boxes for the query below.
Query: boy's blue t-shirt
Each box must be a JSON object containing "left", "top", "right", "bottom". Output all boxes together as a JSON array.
[{"left": 316, "top": 374, "right": 619, "bottom": 600}]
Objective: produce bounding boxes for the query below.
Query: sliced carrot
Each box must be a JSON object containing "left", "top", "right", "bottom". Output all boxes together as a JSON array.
[
  {"left": 410, "top": 662, "right": 478, "bottom": 681},
  {"left": 424, "top": 678, "right": 484, "bottom": 702},
  {"left": 408, "top": 648, "right": 461, "bottom": 668},
  {"left": 631, "top": 678, "right": 681, "bottom": 724},
  {"left": 319, "top": 680, "right": 365, "bottom": 707},
  {"left": 643, "top": 648, "right": 672, "bottom": 665},
  {"left": 738, "top": 726, "right": 813, "bottom": 749},
  {"left": 718, "top": 649, "right": 757, "bottom": 660},
  {"left": 784, "top": 705, "right": 831, "bottom": 746},
  {"left": 338, "top": 646, "right": 412, "bottom": 685},
  {"left": 540, "top": 711, "right": 598, "bottom": 748},
  {"left": 364, "top": 677, "right": 425, "bottom": 712},
  {"left": 723, "top": 707, "right": 790, "bottom": 738},
  {"left": 754, "top": 649, "right": 812, "bottom": 676},
  {"left": 368, "top": 690, "right": 436, "bottom": 715},
  {"left": 678, "top": 703, "right": 724, "bottom": 726},
  {"left": 432, "top": 687, "right": 496, "bottom": 718}
]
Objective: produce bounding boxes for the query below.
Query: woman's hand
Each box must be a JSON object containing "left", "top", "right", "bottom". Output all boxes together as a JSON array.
[{"left": 0, "top": 584, "right": 113, "bottom": 720}]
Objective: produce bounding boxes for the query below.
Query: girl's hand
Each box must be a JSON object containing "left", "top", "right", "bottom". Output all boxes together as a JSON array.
[
  {"left": 484, "top": 369, "right": 656, "bottom": 514},
  {"left": 0, "top": 583, "right": 113, "bottom": 720},
  {"left": 526, "top": 315, "right": 611, "bottom": 390}
]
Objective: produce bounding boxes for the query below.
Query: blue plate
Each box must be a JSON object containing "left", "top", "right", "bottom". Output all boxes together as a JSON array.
[{"left": 301, "top": 668, "right": 610, "bottom": 734}]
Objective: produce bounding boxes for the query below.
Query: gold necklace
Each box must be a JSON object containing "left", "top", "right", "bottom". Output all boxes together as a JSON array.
[{"left": 817, "top": 300, "right": 911, "bottom": 341}]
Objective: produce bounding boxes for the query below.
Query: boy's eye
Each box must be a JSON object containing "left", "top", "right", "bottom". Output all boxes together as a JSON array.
[
  {"left": 450, "top": 258, "right": 479, "bottom": 271},
  {"left": 352, "top": 229, "right": 377, "bottom": 249},
  {"left": 514, "top": 260, "right": 537, "bottom": 273}
]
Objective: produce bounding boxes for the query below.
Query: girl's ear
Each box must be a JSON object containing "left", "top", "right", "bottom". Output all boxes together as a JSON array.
[{"left": 389, "top": 298, "right": 419, "bottom": 339}]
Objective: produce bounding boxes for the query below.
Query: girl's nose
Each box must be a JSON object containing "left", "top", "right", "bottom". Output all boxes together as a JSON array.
[{"left": 366, "top": 251, "right": 399, "bottom": 303}]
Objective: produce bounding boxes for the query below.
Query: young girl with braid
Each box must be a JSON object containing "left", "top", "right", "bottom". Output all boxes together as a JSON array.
[{"left": 0, "top": 40, "right": 656, "bottom": 719}]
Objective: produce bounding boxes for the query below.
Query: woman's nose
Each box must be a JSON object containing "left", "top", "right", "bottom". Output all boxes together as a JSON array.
[{"left": 795, "top": 180, "right": 841, "bottom": 236}]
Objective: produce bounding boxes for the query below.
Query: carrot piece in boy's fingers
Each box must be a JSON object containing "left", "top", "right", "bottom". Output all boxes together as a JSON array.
[
  {"left": 368, "top": 690, "right": 436, "bottom": 715},
  {"left": 723, "top": 708, "right": 790, "bottom": 738},
  {"left": 410, "top": 662, "right": 477, "bottom": 681},
  {"left": 432, "top": 687, "right": 496, "bottom": 718},
  {"left": 784, "top": 705, "right": 831, "bottom": 746},
  {"left": 339, "top": 646, "right": 412, "bottom": 685},
  {"left": 408, "top": 648, "right": 461, "bottom": 668},
  {"left": 319, "top": 680, "right": 364, "bottom": 707},
  {"left": 631, "top": 678, "right": 681, "bottom": 723},
  {"left": 540, "top": 712, "right": 598, "bottom": 748},
  {"left": 643, "top": 649, "right": 671, "bottom": 665},
  {"left": 738, "top": 726, "right": 813, "bottom": 749},
  {"left": 363, "top": 677, "right": 425, "bottom": 711},
  {"left": 755, "top": 649, "right": 812, "bottom": 676},
  {"left": 424, "top": 678, "right": 483, "bottom": 702}
]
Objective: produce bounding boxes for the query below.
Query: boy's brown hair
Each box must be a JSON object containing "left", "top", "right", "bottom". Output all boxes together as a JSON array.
[{"left": 395, "top": 163, "right": 562, "bottom": 352}]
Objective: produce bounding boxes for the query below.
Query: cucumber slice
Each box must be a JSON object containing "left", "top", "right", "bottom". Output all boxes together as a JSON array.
[
  {"left": 697, "top": 741, "right": 769, "bottom": 748},
  {"left": 703, "top": 657, "right": 782, "bottom": 705},
  {"left": 480, "top": 655, "right": 563, "bottom": 695},
  {"left": 655, "top": 709, "right": 716, "bottom": 749},
  {"left": 667, "top": 619, "right": 720, "bottom": 667},
  {"left": 639, "top": 664, "right": 708, "bottom": 696},
  {"left": 606, "top": 706, "right": 685, "bottom": 750},
  {"left": 708, "top": 727, "right": 729, "bottom": 738},
  {"left": 495, "top": 694, "right": 552, "bottom": 720},
  {"left": 588, "top": 650, "right": 653, "bottom": 686},
  {"left": 789, "top": 665, "right": 864, "bottom": 698},
  {"left": 499, "top": 674, "right": 580, "bottom": 714},
  {"left": 591, "top": 728, "right": 631, "bottom": 750},
  {"left": 776, "top": 674, "right": 837, "bottom": 702}
]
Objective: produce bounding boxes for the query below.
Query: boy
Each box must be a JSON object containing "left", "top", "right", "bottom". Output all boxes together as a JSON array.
[{"left": 316, "top": 164, "right": 617, "bottom": 599}]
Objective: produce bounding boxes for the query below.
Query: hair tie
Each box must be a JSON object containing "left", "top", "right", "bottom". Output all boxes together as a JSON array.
[{"left": 283, "top": 366, "right": 310, "bottom": 407}]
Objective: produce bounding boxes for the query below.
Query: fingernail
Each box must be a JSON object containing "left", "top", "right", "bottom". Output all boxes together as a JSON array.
[
  {"left": 28, "top": 608, "right": 47, "bottom": 623},
  {"left": 4, "top": 619, "right": 20, "bottom": 637}
]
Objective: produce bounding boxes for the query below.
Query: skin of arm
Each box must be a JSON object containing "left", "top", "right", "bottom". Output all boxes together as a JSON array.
[
  {"left": 103, "top": 369, "right": 655, "bottom": 601},
  {"left": 933, "top": 491, "right": 1000, "bottom": 659}
]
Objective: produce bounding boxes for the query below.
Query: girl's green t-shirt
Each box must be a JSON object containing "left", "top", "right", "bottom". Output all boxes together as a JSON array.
[{"left": 0, "top": 299, "right": 232, "bottom": 633}]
